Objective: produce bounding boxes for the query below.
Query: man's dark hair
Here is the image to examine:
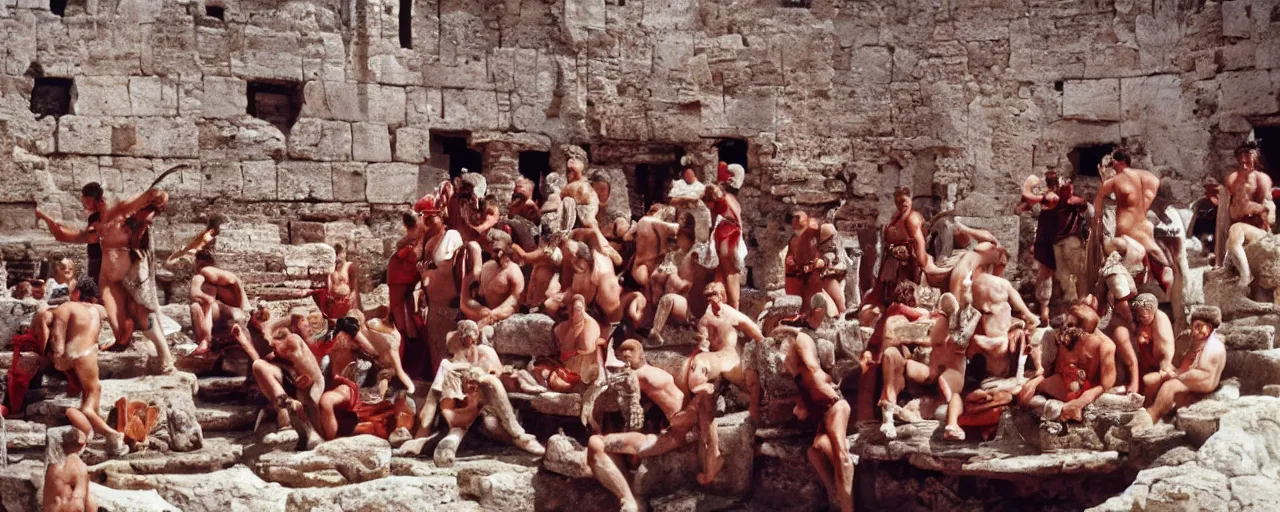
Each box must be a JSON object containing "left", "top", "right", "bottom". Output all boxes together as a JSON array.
[
  {"left": 335, "top": 316, "right": 360, "bottom": 337},
  {"left": 81, "top": 182, "right": 103, "bottom": 201},
  {"left": 589, "top": 172, "right": 610, "bottom": 185},
  {"left": 891, "top": 281, "right": 918, "bottom": 308},
  {"left": 76, "top": 278, "right": 100, "bottom": 302},
  {"left": 195, "top": 249, "right": 215, "bottom": 267},
  {"left": 1059, "top": 326, "right": 1086, "bottom": 351},
  {"left": 206, "top": 214, "right": 226, "bottom": 234},
  {"left": 1112, "top": 150, "right": 1131, "bottom": 164},
  {"left": 402, "top": 212, "right": 417, "bottom": 229}
]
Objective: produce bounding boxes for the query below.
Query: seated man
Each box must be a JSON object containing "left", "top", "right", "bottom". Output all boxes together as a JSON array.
[
  {"left": 856, "top": 281, "right": 925, "bottom": 422},
  {"left": 328, "top": 311, "right": 415, "bottom": 399},
  {"left": 531, "top": 294, "right": 606, "bottom": 392},
  {"left": 587, "top": 340, "right": 701, "bottom": 512},
  {"left": 679, "top": 282, "right": 764, "bottom": 484},
  {"left": 1131, "top": 306, "right": 1227, "bottom": 428},
  {"left": 646, "top": 228, "right": 709, "bottom": 345},
  {"left": 1221, "top": 142, "right": 1273, "bottom": 287},
  {"left": 46, "top": 280, "right": 129, "bottom": 456},
  {"left": 1018, "top": 323, "right": 1117, "bottom": 422},
  {"left": 43, "top": 428, "right": 94, "bottom": 512},
  {"left": 512, "top": 229, "right": 565, "bottom": 312},
  {"left": 1113, "top": 294, "right": 1174, "bottom": 395},
  {"left": 545, "top": 240, "right": 624, "bottom": 325},
  {"left": 313, "top": 375, "right": 415, "bottom": 443},
  {"left": 460, "top": 230, "right": 524, "bottom": 328},
  {"left": 879, "top": 293, "right": 968, "bottom": 441},
  {"left": 407, "top": 320, "right": 544, "bottom": 465},
  {"left": 189, "top": 250, "right": 254, "bottom": 356},
  {"left": 301, "top": 243, "right": 361, "bottom": 322},
  {"left": 508, "top": 177, "right": 542, "bottom": 223},
  {"left": 775, "top": 327, "right": 854, "bottom": 512},
  {"left": 968, "top": 269, "right": 1040, "bottom": 380},
  {"left": 250, "top": 327, "right": 326, "bottom": 450}
]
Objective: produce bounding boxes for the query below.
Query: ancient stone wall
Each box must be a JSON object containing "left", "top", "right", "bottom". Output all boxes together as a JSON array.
[{"left": 1, "top": 0, "right": 1277, "bottom": 291}]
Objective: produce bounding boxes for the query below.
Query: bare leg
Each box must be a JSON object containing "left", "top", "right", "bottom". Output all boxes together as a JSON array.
[
  {"left": 695, "top": 392, "right": 723, "bottom": 485},
  {"left": 807, "top": 436, "right": 837, "bottom": 504},
  {"left": 825, "top": 400, "right": 854, "bottom": 512},
  {"left": 70, "top": 356, "right": 128, "bottom": 456},
  {"left": 938, "top": 368, "right": 965, "bottom": 441},
  {"left": 648, "top": 294, "right": 687, "bottom": 345},
  {"left": 252, "top": 359, "right": 291, "bottom": 429},
  {"left": 388, "top": 283, "right": 416, "bottom": 338},
  {"left": 1035, "top": 265, "right": 1054, "bottom": 324},
  {"left": 137, "top": 308, "right": 174, "bottom": 373},
  {"left": 476, "top": 375, "right": 544, "bottom": 454},
  {"left": 190, "top": 301, "right": 214, "bottom": 355},
  {"left": 587, "top": 434, "right": 643, "bottom": 512},
  {"left": 316, "top": 387, "right": 351, "bottom": 441},
  {"left": 434, "top": 426, "right": 470, "bottom": 467},
  {"left": 99, "top": 284, "right": 132, "bottom": 349},
  {"left": 822, "top": 277, "right": 847, "bottom": 314},
  {"left": 1141, "top": 372, "right": 1164, "bottom": 406},
  {"left": 1144, "top": 379, "right": 1190, "bottom": 423}
]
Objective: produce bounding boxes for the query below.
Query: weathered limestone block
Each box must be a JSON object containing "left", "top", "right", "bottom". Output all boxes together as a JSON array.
[
  {"left": 0, "top": 460, "right": 42, "bottom": 512},
  {"left": 1089, "top": 464, "right": 1231, "bottom": 512},
  {"left": 167, "top": 408, "right": 204, "bottom": 452},
  {"left": 287, "top": 119, "right": 352, "bottom": 162},
  {"left": 286, "top": 475, "right": 473, "bottom": 512},
  {"left": 362, "top": 84, "right": 407, "bottom": 126},
  {"left": 394, "top": 126, "right": 431, "bottom": 163},
  {"left": 1224, "top": 349, "right": 1280, "bottom": 394},
  {"left": 91, "top": 483, "right": 181, "bottom": 512},
  {"left": 200, "top": 75, "right": 248, "bottom": 119},
  {"left": 1218, "top": 69, "right": 1278, "bottom": 115},
  {"left": 0, "top": 296, "right": 40, "bottom": 350},
  {"left": 1217, "top": 324, "right": 1275, "bottom": 351},
  {"left": 753, "top": 438, "right": 828, "bottom": 512},
  {"left": 198, "top": 118, "right": 287, "bottom": 161},
  {"left": 1196, "top": 396, "right": 1280, "bottom": 479},
  {"left": 26, "top": 373, "right": 198, "bottom": 430},
  {"left": 129, "top": 76, "right": 179, "bottom": 117},
  {"left": 332, "top": 162, "right": 368, "bottom": 202},
  {"left": 457, "top": 460, "right": 537, "bottom": 512},
  {"left": 278, "top": 161, "right": 334, "bottom": 201},
  {"left": 256, "top": 435, "right": 392, "bottom": 487},
  {"left": 1176, "top": 398, "right": 1231, "bottom": 448},
  {"left": 1063, "top": 79, "right": 1121, "bottom": 121},
  {"left": 56, "top": 116, "right": 114, "bottom": 155},
  {"left": 352, "top": 122, "right": 392, "bottom": 162},
  {"left": 302, "top": 80, "right": 363, "bottom": 122},
  {"left": 128, "top": 117, "right": 199, "bottom": 158},
  {"left": 282, "top": 243, "right": 337, "bottom": 277},
  {"left": 106, "top": 465, "right": 288, "bottom": 512},
  {"left": 76, "top": 76, "right": 134, "bottom": 116},
  {"left": 365, "top": 162, "right": 418, "bottom": 204},
  {"left": 490, "top": 314, "right": 556, "bottom": 356}
]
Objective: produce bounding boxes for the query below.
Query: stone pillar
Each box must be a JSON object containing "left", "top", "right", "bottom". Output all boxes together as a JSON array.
[{"left": 480, "top": 141, "right": 519, "bottom": 210}]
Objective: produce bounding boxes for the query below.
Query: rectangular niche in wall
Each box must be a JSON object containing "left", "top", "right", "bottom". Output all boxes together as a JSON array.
[
  {"left": 247, "top": 80, "right": 303, "bottom": 133},
  {"left": 50, "top": 0, "right": 68, "bottom": 16},
  {"left": 399, "top": 0, "right": 413, "bottom": 49},
  {"left": 519, "top": 150, "right": 551, "bottom": 200},
  {"left": 1068, "top": 144, "right": 1115, "bottom": 178},
  {"left": 1253, "top": 127, "right": 1280, "bottom": 181},
  {"left": 429, "top": 131, "right": 482, "bottom": 179},
  {"left": 30, "top": 77, "right": 74, "bottom": 117},
  {"left": 206, "top": 5, "right": 226, "bottom": 20}
]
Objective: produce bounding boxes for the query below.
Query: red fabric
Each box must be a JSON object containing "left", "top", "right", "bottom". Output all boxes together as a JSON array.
[
  {"left": 308, "top": 336, "right": 336, "bottom": 362},
  {"left": 710, "top": 198, "right": 742, "bottom": 246},
  {"left": 716, "top": 161, "right": 730, "bottom": 183},
  {"left": 6, "top": 334, "right": 40, "bottom": 416},
  {"left": 414, "top": 195, "right": 443, "bottom": 215},
  {"left": 310, "top": 288, "right": 353, "bottom": 320},
  {"left": 387, "top": 244, "right": 418, "bottom": 285}
]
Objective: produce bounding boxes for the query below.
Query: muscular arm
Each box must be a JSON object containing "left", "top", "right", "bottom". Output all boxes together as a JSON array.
[
  {"left": 734, "top": 309, "right": 766, "bottom": 342},
  {"left": 189, "top": 274, "right": 215, "bottom": 306},
  {"left": 957, "top": 223, "right": 999, "bottom": 245},
  {"left": 1006, "top": 280, "right": 1040, "bottom": 328},
  {"left": 488, "top": 269, "right": 525, "bottom": 321},
  {"left": 1084, "top": 342, "right": 1118, "bottom": 403},
  {"left": 35, "top": 210, "right": 96, "bottom": 244},
  {"left": 101, "top": 188, "right": 161, "bottom": 222},
  {"left": 1154, "top": 313, "right": 1176, "bottom": 372},
  {"left": 166, "top": 230, "right": 214, "bottom": 266},
  {"left": 1178, "top": 346, "right": 1226, "bottom": 390},
  {"left": 908, "top": 212, "right": 929, "bottom": 269}
]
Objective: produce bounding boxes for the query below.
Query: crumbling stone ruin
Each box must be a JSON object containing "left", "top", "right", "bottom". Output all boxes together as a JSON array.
[{"left": 2, "top": 0, "right": 1280, "bottom": 511}]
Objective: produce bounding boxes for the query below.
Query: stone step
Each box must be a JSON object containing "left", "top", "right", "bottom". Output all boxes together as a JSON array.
[
  {"left": 195, "top": 402, "right": 259, "bottom": 432},
  {"left": 196, "top": 376, "right": 251, "bottom": 402},
  {"left": 1224, "top": 348, "right": 1280, "bottom": 394},
  {"left": 1217, "top": 324, "right": 1276, "bottom": 351}
]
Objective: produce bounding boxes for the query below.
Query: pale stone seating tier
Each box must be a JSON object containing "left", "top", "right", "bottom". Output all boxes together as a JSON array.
[{"left": 20, "top": 373, "right": 203, "bottom": 455}]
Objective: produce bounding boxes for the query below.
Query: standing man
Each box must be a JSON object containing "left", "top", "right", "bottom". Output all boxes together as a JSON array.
[
  {"left": 1219, "top": 142, "right": 1274, "bottom": 286},
  {"left": 47, "top": 280, "right": 130, "bottom": 456},
  {"left": 861, "top": 187, "right": 929, "bottom": 322},
  {"left": 1092, "top": 151, "right": 1171, "bottom": 291}
]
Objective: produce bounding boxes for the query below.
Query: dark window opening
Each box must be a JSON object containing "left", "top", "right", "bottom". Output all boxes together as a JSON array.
[
  {"left": 246, "top": 80, "right": 304, "bottom": 133},
  {"left": 1254, "top": 127, "right": 1280, "bottom": 180},
  {"left": 30, "top": 77, "right": 73, "bottom": 118},
  {"left": 518, "top": 150, "right": 552, "bottom": 201},
  {"left": 1068, "top": 144, "right": 1115, "bottom": 178},
  {"left": 399, "top": 0, "right": 413, "bottom": 49},
  {"left": 716, "top": 138, "right": 749, "bottom": 172},
  {"left": 1054, "top": 80, "right": 1064, "bottom": 92},
  {"left": 50, "top": 0, "right": 68, "bottom": 16},
  {"left": 782, "top": 0, "right": 810, "bottom": 7},
  {"left": 634, "top": 162, "right": 683, "bottom": 214},
  {"left": 429, "top": 131, "right": 482, "bottom": 179},
  {"left": 206, "top": 5, "right": 225, "bottom": 20}
]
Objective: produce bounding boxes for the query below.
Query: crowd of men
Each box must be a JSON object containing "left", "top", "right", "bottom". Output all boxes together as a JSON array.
[{"left": 11, "top": 142, "right": 1264, "bottom": 512}]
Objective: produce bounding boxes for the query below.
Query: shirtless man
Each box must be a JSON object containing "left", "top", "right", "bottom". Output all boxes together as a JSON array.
[
  {"left": 775, "top": 327, "right": 854, "bottom": 512},
  {"left": 861, "top": 187, "right": 928, "bottom": 322},
  {"left": 680, "top": 282, "right": 764, "bottom": 484},
  {"left": 546, "top": 240, "right": 624, "bottom": 324},
  {"left": 509, "top": 177, "right": 542, "bottom": 223},
  {"left": 461, "top": 230, "right": 525, "bottom": 328},
  {"left": 329, "top": 311, "right": 414, "bottom": 399},
  {"left": 407, "top": 320, "right": 544, "bottom": 465},
  {"left": 591, "top": 172, "right": 630, "bottom": 247},
  {"left": 251, "top": 329, "right": 325, "bottom": 449},
  {"left": 302, "top": 243, "right": 361, "bottom": 322},
  {"left": 586, "top": 340, "right": 701, "bottom": 512},
  {"left": 512, "top": 230, "right": 565, "bottom": 311},
  {"left": 1220, "top": 142, "right": 1274, "bottom": 286},
  {"left": 415, "top": 197, "right": 466, "bottom": 378},
  {"left": 1093, "top": 151, "right": 1172, "bottom": 290},
  {"left": 1113, "top": 294, "right": 1174, "bottom": 395},
  {"left": 189, "top": 250, "right": 253, "bottom": 356},
  {"left": 532, "top": 295, "right": 606, "bottom": 392},
  {"left": 1131, "top": 306, "right": 1226, "bottom": 426},
  {"left": 561, "top": 158, "right": 600, "bottom": 230},
  {"left": 879, "top": 293, "right": 968, "bottom": 441},
  {"left": 36, "top": 183, "right": 105, "bottom": 283},
  {"left": 785, "top": 209, "right": 826, "bottom": 309},
  {"left": 646, "top": 228, "right": 710, "bottom": 345},
  {"left": 1018, "top": 323, "right": 1117, "bottom": 422},
  {"left": 36, "top": 187, "right": 176, "bottom": 373},
  {"left": 43, "top": 428, "right": 94, "bottom": 512},
  {"left": 969, "top": 269, "right": 1040, "bottom": 380},
  {"left": 626, "top": 204, "right": 680, "bottom": 290},
  {"left": 46, "top": 281, "right": 128, "bottom": 456}
]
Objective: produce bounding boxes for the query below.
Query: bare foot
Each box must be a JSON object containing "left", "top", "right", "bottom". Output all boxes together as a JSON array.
[
  {"left": 190, "top": 341, "right": 211, "bottom": 356},
  {"left": 400, "top": 437, "right": 429, "bottom": 456},
  {"left": 513, "top": 433, "right": 545, "bottom": 456},
  {"left": 696, "top": 452, "right": 724, "bottom": 485},
  {"left": 943, "top": 424, "right": 966, "bottom": 441},
  {"left": 619, "top": 498, "right": 639, "bottom": 512}
]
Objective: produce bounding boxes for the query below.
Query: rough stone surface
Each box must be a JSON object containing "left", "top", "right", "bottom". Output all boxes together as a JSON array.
[{"left": 256, "top": 435, "right": 392, "bottom": 487}]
